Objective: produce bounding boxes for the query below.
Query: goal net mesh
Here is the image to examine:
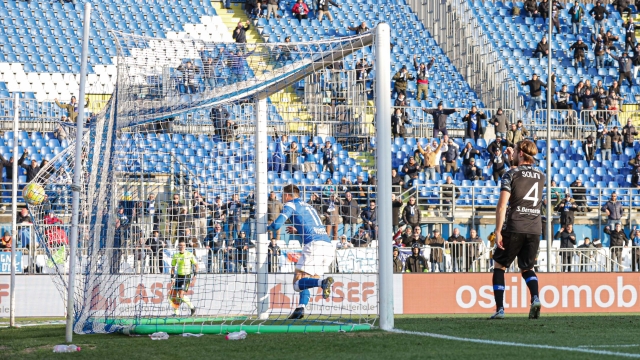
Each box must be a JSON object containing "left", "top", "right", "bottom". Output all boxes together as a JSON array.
[{"left": 26, "top": 29, "right": 381, "bottom": 334}]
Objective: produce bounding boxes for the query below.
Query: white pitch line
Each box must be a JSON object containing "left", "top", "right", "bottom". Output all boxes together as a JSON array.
[
  {"left": 390, "top": 329, "right": 640, "bottom": 358},
  {"left": 579, "top": 345, "right": 640, "bottom": 348}
]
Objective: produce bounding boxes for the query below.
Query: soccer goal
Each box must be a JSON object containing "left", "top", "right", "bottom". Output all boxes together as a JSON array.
[{"left": 26, "top": 24, "right": 394, "bottom": 335}]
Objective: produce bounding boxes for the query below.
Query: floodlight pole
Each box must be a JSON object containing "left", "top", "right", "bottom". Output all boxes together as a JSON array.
[
  {"left": 255, "top": 97, "right": 269, "bottom": 319},
  {"left": 375, "top": 23, "right": 393, "bottom": 331},
  {"left": 9, "top": 94, "right": 18, "bottom": 327},
  {"left": 545, "top": 0, "right": 553, "bottom": 273},
  {"left": 66, "top": 2, "right": 91, "bottom": 343}
]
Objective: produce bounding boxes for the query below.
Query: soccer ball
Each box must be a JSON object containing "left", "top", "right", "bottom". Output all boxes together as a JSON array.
[{"left": 23, "top": 183, "right": 46, "bottom": 205}]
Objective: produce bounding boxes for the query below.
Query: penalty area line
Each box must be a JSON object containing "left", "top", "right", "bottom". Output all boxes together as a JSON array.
[
  {"left": 579, "top": 345, "right": 640, "bottom": 348},
  {"left": 389, "top": 329, "right": 640, "bottom": 358}
]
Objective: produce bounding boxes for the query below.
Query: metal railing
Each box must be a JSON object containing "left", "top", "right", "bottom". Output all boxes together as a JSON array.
[{"left": 409, "top": 0, "right": 523, "bottom": 113}]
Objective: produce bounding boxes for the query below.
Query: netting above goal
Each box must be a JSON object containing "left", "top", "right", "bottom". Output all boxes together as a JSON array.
[{"left": 26, "top": 29, "right": 381, "bottom": 335}]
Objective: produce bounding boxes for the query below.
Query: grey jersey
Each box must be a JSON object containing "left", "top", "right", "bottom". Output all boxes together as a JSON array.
[{"left": 501, "top": 165, "right": 546, "bottom": 235}]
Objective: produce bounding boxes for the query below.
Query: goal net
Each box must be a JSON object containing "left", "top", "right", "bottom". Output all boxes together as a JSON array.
[{"left": 27, "top": 28, "right": 385, "bottom": 335}]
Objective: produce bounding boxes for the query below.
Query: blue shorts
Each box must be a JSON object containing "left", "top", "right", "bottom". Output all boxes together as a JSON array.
[{"left": 173, "top": 275, "right": 192, "bottom": 291}]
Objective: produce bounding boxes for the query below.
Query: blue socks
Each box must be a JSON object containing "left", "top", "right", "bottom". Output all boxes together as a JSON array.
[
  {"left": 299, "top": 289, "right": 310, "bottom": 307},
  {"left": 295, "top": 278, "right": 322, "bottom": 292}
]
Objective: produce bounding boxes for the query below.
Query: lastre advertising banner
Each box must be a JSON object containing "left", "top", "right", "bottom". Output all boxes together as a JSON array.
[{"left": 403, "top": 273, "right": 640, "bottom": 314}]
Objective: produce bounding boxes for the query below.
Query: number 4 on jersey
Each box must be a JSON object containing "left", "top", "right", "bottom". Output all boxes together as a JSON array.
[{"left": 523, "top": 183, "right": 539, "bottom": 206}]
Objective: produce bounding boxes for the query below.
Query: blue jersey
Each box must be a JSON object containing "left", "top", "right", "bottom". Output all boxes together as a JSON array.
[{"left": 267, "top": 198, "right": 331, "bottom": 245}]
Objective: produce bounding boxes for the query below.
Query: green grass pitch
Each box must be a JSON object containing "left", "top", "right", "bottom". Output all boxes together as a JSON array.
[{"left": 2, "top": 315, "right": 640, "bottom": 359}]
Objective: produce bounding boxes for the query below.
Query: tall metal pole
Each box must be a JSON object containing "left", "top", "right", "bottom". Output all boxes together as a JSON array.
[
  {"left": 9, "top": 94, "right": 18, "bottom": 327},
  {"left": 545, "top": 0, "right": 553, "bottom": 272},
  {"left": 66, "top": 2, "right": 91, "bottom": 343},
  {"left": 255, "top": 98, "right": 269, "bottom": 319},
  {"left": 375, "top": 23, "right": 393, "bottom": 331}
]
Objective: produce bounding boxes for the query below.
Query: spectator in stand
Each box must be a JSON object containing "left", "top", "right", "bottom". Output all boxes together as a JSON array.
[
  {"left": 570, "top": 37, "right": 589, "bottom": 69},
  {"left": 402, "top": 196, "right": 420, "bottom": 229},
  {"left": 417, "top": 139, "right": 443, "bottom": 181},
  {"left": 604, "top": 223, "right": 629, "bottom": 271},
  {"left": 615, "top": 0, "right": 633, "bottom": 17},
  {"left": 211, "top": 105, "right": 230, "bottom": 131},
  {"left": 582, "top": 134, "right": 596, "bottom": 161},
  {"left": 322, "top": 193, "right": 341, "bottom": 241},
  {"left": 320, "top": 140, "right": 335, "bottom": 174},
  {"left": 593, "top": 115, "right": 608, "bottom": 147},
  {"left": 623, "top": 119, "right": 638, "bottom": 148},
  {"left": 603, "top": 29, "right": 620, "bottom": 52},
  {"left": 465, "top": 229, "right": 482, "bottom": 271},
  {"left": 285, "top": 141, "right": 301, "bottom": 172},
  {"left": 524, "top": 0, "right": 539, "bottom": 17},
  {"left": 487, "top": 146, "right": 509, "bottom": 182},
  {"left": 394, "top": 93, "right": 407, "bottom": 108},
  {"left": 225, "top": 194, "right": 243, "bottom": 240},
  {"left": 176, "top": 60, "right": 200, "bottom": 94},
  {"left": 595, "top": 87, "right": 609, "bottom": 112},
  {"left": 404, "top": 243, "right": 428, "bottom": 272},
  {"left": 348, "top": 22, "right": 369, "bottom": 35},
  {"left": 631, "top": 227, "right": 640, "bottom": 272},
  {"left": 581, "top": 89, "right": 598, "bottom": 121},
  {"left": 400, "top": 226, "right": 414, "bottom": 247},
  {"left": 54, "top": 96, "right": 89, "bottom": 122},
  {"left": 233, "top": 21, "right": 251, "bottom": 43},
  {"left": 569, "top": 1, "right": 583, "bottom": 35},
  {"left": 392, "top": 194, "right": 403, "bottom": 233},
  {"left": 193, "top": 194, "right": 210, "bottom": 241},
  {"left": 393, "top": 247, "right": 403, "bottom": 273},
  {"left": 611, "top": 126, "right": 623, "bottom": 155},
  {"left": 461, "top": 106, "right": 486, "bottom": 141},
  {"left": 177, "top": 208, "right": 193, "bottom": 239},
  {"left": 391, "top": 168, "right": 404, "bottom": 193},
  {"left": 266, "top": 0, "right": 279, "bottom": 19},
  {"left": 341, "top": 192, "right": 360, "bottom": 239},
  {"left": 555, "top": 224, "right": 577, "bottom": 272},
  {"left": 267, "top": 191, "right": 283, "bottom": 240},
  {"left": 589, "top": 1, "right": 609, "bottom": 36},
  {"left": 592, "top": 34, "right": 606, "bottom": 69},
  {"left": 277, "top": 37, "right": 298, "bottom": 62},
  {"left": 204, "top": 223, "right": 226, "bottom": 272},
  {"left": 448, "top": 228, "right": 466, "bottom": 272},
  {"left": 538, "top": 0, "right": 549, "bottom": 20},
  {"left": 430, "top": 137, "right": 447, "bottom": 174},
  {"left": 268, "top": 238, "right": 281, "bottom": 272},
  {"left": 401, "top": 156, "right": 421, "bottom": 188},
  {"left": 631, "top": 153, "right": 640, "bottom": 187},
  {"left": 577, "top": 237, "right": 595, "bottom": 272},
  {"left": 533, "top": 36, "right": 549, "bottom": 59},
  {"left": 593, "top": 79, "right": 607, "bottom": 96},
  {"left": 308, "top": 193, "right": 323, "bottom": 214},
  {"left": 491, "top": 108, "right": 508, "bottom": 138},
  {"left": 249, "top": 1, "right": 263, "bottom": 19},
  {"left": 602, "top": 193, "right": 624, "bottom": 227},
  {"left": 349, "top": 175, "right": 368, "bottom": 203},
  {"left": 302, "top": 139, "right": 317, "bottom": 172},
  {"left": 18, "top": 151, "right": 40, "bottom": 182},
  {"left": 464, "top": 158, "right": 483, "bottom": 181},
  {"left": 506, "top": 123, "right": 525, "bottom": 147},
  {"left": 392, "top": 65, "right": 414, "bottom": 98},
  {"left": 406, "top": 225, "right": 425, "bottom": 247},
  {"left": 572, "top": 81, "right": 585, "bottom": 109},
  {"left": 570, "top": 178, "right": 588, "bottom": 210},
  {"left": 601, "top": 127, "right": 613, "bottom": 161},
  {"left": 549, "top": 0, "right": 563, "bottom": 34},
  {"left": 608, "top": 49, "right": 634, "bottom": 87},
  {"left": 460, "top": 141, "right": 480, "bottom": 171},
  {"left": 391, "top": 108, "right": 410, "bottom": 140},
  {"left": 522, "top": 74, "right": 547, "bottom": 117},
  {"left": 355, "top": 58, "right": 373, "bottom": 93},
  {"left": 624, "top": 18, "right": 637, "bottom": 52},
  {"left": 422, "top": 102, "right": 458, "bottom": 138},
  {"left": 322, "top": 178, "right": 336, "bottom": 198},
  {"left": 633, "top": 44, "right": 640, "bottom": 78},
  {"left": 425, "top": 229, "right": 445, "bottom": 272},
  {"left": 54, "top": 123, "right": 67, "bottom": 143},
  {"left": 317, "top": 0, "right": 340, "bottom": 21},
  {"left": 609, "top": 80, "right": 623, "bottom": 106},
  {"left": 443, "top": 137, "right": 459, "bottom": 173},
  {"left": 17, "top": 208, "right": 32, "bottom": 248},
  {"left": 413, "top": 55, "right": 435, "bottom": 100},
  {"left": 0, "top": 231, "right": 12, "bottom": 251},
  {"left": 166, "top": 194, "right": 182, "bottom": 239},
  {"left": 555, "top": 195, "right": 579, "bottom": 227},
  {"left": 145, "top": 230, "right": 165, "bottom": 274},
  {"left": 556, "top": 84, "right": 572, "bottom": 109},
  {"left": 351, "top": 227, "right": 371, "bottom": 247},
  {"left": 361, "top": 199, "right": 377, "bottom": 240},
  {"left": 337, "top": 235, "right": 353, "bottom": 249}
]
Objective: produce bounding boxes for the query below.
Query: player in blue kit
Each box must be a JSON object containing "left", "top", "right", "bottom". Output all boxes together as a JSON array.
[{"left": 267, "top": 184, "right": 335, "bottom": 319}]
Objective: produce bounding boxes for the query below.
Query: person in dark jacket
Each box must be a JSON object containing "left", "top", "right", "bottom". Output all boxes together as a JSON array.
[
  {"left": 413, "top": 55, "right": 435, "bottom": 100},
  {"left": 351, "top": 226, "right": 371, "bottom": 247},
  {"left": 18, "top": 151, "right": 41, "bottom": 182},
  {"left": 608, "top": 49, "right": 634, "bottom": 87},
  {"left": 570, "top": 179, "right": 588, "bottom": 210},
  {"left": 524, "top": 0, "right": 539, "bottom": 17},
  {"left": 391, "top": 194, "right": 403, "bottom": 233},
  {"left": 583, "top": 134, "right": 596, "bottom": 161},
  {"left": 391, "top": 108, "right": 410, "bottom": 140},
  {"left": 623, "top": 18, "right": 636, "bottom": 52},
  {"left": 555, "top": 195, "right": 579, "bottom": 227},
  {"left": 486, "top": 136, "right": 507, "bottom": 155},
  {"left": 392, "top": 65, "right": 414, "bottom": 98},
  {"left": 317, "top": 0, "right": 340, "bottom": 21},
  {"left": 448, "top": 228, "right": 466, "bottom": 272},
  {"left": 392, "top": 247, "right": 403, "bottom": 273},
  {"left": 460, "top": 142, "right": 481, "bottom": 167},
  {"left": 538, "top": 0, "right": 549, "bottom": 19},
  {"left": 425, "top": 229, "right": 445, "bottom": 272},
  {"left": 402, "top": 196, "right": 420, "bottom": 228},
  {"left": 569, "top": 37, "right": 589, "bottom": 68},
  {"left": 577, "top": 237, "right": 595, "bottom": 272},
  {"left": 569, "top": 1, "right": 583, "bottom": 35},
  {"left": 487, "top": 146, "right": 509, "bottom": 181},
  {"left": 341, "top": 192, "right": 360, "bottom": 239},
  {"left": 391, "top": 168, "right": 404, "bottom": 193},
  {"left": 533, "top": 36, "right": 549, "bottom": 59},
  {"left": 615, "top": 0, "right": 633, "bottom": 17},
  {"left": 348, "top": 21, "right": 369, "bottom": 35},
  {"left": 443, "top": 138, "right": 459, "bottom": 173},
  {"left": 402, "top": 156, "right": 421, "bottom": 188},
  {"left": 422, "top": 102, "right": 458, "bottom": 137},
  {"left": 593, "top": 33, "right": 607, "bottom": 69},
  {"left": 491, "top": 108, "right": 509, "bottom": 138},
  {"left": 461, "top": 106, "right": 486, "bottom": 141},
  {"left": 549, "top": 0, "right": 564, "bottom": 34},
  {"left": 268, "top": 238, "right": 281, "bottom": 273},
  {"left": 623, "top": 119, "right": 638, "bottom": 148},
  {"left": 604, "top": 223, "right": 629, "bottom": 271},
  {"left": 589, "top": 1, "right": 609, "bottom": 36},
  {"left": 204, "top": 223, "right": 226, "bottom": 272},
  {"left": 232, "top": 21, "right": 251, "bottom": 43},
  {"left": 602, "top": 193, "right": 624, "bottom": 227},
  {"left": 522, "top": 74, "right": 547, "bottom": 117},
  {"left": 464, "top": 158, "right": 483, "bottom": 181},
  {"left": 361, "top": 200, "right": 377, "bottom": 240},
  {"left": 404, "top": 243, "right": 428, "bottom": 272},
  {"left": 554, "top": 224, "right": 577, "bottom": 272}
]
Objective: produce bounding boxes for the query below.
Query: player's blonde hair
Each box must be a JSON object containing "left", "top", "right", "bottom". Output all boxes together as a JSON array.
[{"left": 516, "top": 139, "right": 537, "bottom": 164}]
